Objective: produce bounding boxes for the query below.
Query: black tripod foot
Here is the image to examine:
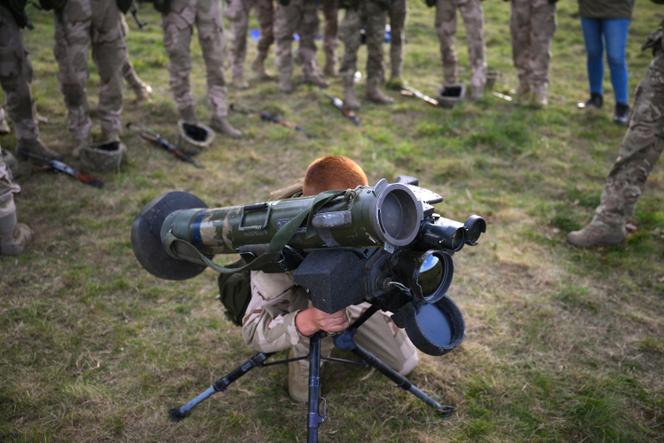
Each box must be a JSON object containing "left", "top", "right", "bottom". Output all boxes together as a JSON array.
[{"left": 169, "top": 407, "right": 189, "bottom": 422}]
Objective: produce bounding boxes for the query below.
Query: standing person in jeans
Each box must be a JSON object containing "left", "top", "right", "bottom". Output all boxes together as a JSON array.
[{"left": 577, "top": 0, "right": 635, "bottom": 125}]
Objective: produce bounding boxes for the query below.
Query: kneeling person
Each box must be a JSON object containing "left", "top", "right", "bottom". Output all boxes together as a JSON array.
[{"left": 241, "top": 156, "right": 419, "bottom": 403}]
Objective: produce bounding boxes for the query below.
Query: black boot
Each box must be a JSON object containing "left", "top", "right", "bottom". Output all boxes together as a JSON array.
[
  {"left": 613, "top": 102, "right": 630, "bottom": 125},
  {"left": 577, "top": 92, "right": 603, "bottom": 110}
]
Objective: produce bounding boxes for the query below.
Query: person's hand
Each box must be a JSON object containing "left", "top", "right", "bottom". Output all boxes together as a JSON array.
[{"left": 295, "top": 307, "right": 349, "bottom": 336}]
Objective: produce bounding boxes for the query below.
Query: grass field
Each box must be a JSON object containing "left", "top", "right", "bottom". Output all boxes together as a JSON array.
[{"left": 1, "top": 1, "right": 663, "bottom": 442}]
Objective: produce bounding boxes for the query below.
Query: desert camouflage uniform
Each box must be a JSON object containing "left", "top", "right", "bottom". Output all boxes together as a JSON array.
[
  {"left": 388, "top": 0, "right": 407, "bottom": 80},
  {"left": 162, "top": 0, "right": 229, "bottom": 121},
  {"left": 226, "top": 0, "right": 275, "bottom": 83},
  {"left": 0, "top": 4, "right": 40, "bottom": 144},
  {"left": 434, "top": 0, "right": 486, "bottom": 94},
  {"left": 321, "top": 0, "right": 338, "bottom": 75},
  {"left": 592, "top": 22, "right": 664, "bottom": 228},
  {"left": 509, "top": 0, "right": 557, "bottom": 98},
  {"left": 53, "top": 0, "right": 126, "bottom": 145},
  {"left": 243, "top": 271, "right": 419, "bottom": 376},
  {"left": 339, "top": 1, "right": 389, "bottom": 98},
  {"left": 274, "top": 0, "right": 323, "bottom": 89}
]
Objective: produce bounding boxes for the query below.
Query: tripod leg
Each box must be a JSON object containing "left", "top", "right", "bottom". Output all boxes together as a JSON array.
[
  {"left": 351, "top": 343, "right": 455, "bottom": 416},
  {"left": 169, "top": 352, "right": 273, "bottom": 421},
  {"left": 307, "top": 332, "right": 325, "bottom": 443}
]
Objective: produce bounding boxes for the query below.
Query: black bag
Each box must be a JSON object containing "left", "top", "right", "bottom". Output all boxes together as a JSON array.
[
  {"left": 217, "top": 259, "right": 252, "bottom": 326},
  {"left": 116, "top": 0, "right": 133, "bottom": 13},
  {"left": 38, "top": 0, "right": 67, "bottom": 11},
  {"left": 152, "top": 0, "right": 171, "bottom": 14}
]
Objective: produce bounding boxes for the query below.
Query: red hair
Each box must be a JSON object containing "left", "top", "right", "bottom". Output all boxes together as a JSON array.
[{"left": 302, "top": 156, "right": 368, "bottom": 196}]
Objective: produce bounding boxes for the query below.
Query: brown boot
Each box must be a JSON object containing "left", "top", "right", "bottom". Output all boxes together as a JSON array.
[
  {"left": 210, "top": 117, "right": 243, "bottom": 139},
  {"left": 567, "top": 220, "right": 626, "bottom": 248},
  {"left": 531, "top": 84, "right": 548, "bottom": 108},
  {"left": 515, "top": 82, "right": 531, "bottom": 104},
  {"left": 16, "top": 138, "right": 62, "bottom": 161},
  {"left": 366, "top": 79, "right": 393, "bottom": 105},
  {"left": 343, "top": 80, "right": 361, "bottom": 111}
]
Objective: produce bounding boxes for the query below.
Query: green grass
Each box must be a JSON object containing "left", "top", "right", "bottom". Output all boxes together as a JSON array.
[{"left": 0, "top": 1, "right": 663, "bottom": 442}]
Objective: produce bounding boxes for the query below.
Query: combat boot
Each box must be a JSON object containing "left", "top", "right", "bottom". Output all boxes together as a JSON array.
[
  {"left": 567, "top": 219, "right": 626, "bottom": 248},
  {"left": 515, "top": 82, "right": 531, "bottom": 103},
  {"left": 132, "top": 80, "right": 153, "bottom": 103},
  {"left": 531, "top": 85, "right": 549, "bottom": 108},
  {"left": 1, "top": 148, "right": 30, "bottom": 180},
  {"left": 323, "top": 59, "right": 336, "bottom": 77},
  {"left": 16, "top": 138, "right": 62, "bottom": 161},
  {"left": 210, "top": 117, "right": 243, "bottom": 139},
  {"left": 251, "top": 55, "right": 273, "bottom": 81},
  {"left": 0, "top": 108, "right": 9, "bottom": 134},
  {"left": 0, "top": 203, "right": 33, "bottom": 257},
  {"left": 279, "top": 74, "right": 294, "bottom": 94},
  {"left": 303, "top": 72, "right": 329, "bottom": 89},
  {"left": 366, "top": 79, "right": 394, "bottom": 105},
  {"left": 180, "top": 106, "right": 197, "bottom": 124},
  {"left": 469, "top": 84, "right": 485, "bottom": 101},
  {"left": 287, "top": 348, "right": 309, "bottom": 403},
  {"left": 343, "top": 82, "right": 361, "bottom": 111}
]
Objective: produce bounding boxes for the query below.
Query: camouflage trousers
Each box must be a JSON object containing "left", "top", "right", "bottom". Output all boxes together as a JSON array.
[
  {"left": 593, "top": 46, "right": 664, "bottom": 227},
  {"left": 226, "top": 0, "right": 274, "bottom": 79},
  {"left": 388, "top": 0, "right": 407, "bottom": 79},
  {"left": 274, "top": 0, "right": 320, "bottom": 81},
  {"left": 53, "top": 0, "right": 126, "bottom": 143},
  {"left": 339, "top": 1, "right": 387, "bottom": 84},
  {"left": 0, "top": 150, "right": 20, "bottom": 234},
  {"left": 120, "top": 15, "right": 146, "bottom": 92},
  {"left": 291, "top": 302, "right": 419, "bottom": 378},
  {"left": 510, "top": 0, "right": 556, "bottom": 91},
  {"left": 162, "top": 0, "right": 228, "bottom": 120},
  {"left": 434, "top": 0, "right": 486, "bottom": 89},
  {"left": 0, "top": 4, "right": 39, "bottom": 143},
  {"left": 321, "top": 0, "right": 338, "bottom": 70}
]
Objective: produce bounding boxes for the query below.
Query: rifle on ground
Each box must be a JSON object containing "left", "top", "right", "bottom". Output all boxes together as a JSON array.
[
  {"left": 325, "top": 94, "right": 361, "bottom": 126},
  {"left": 126, "top": 123, "right": 203, "bottom": 169},
  {"left": 231, "top": 105, "right": 310, "bottom": 138},
  {"left": 23, "top": 152, "right": 104, "bottom": 189},
  {"left": 400, "top": 85, "right": 440, "bottom": 107}
]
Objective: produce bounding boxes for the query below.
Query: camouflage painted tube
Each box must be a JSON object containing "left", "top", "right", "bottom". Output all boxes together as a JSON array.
[{"left": 161, "top": 180, "right": 423, "bottom": 257}]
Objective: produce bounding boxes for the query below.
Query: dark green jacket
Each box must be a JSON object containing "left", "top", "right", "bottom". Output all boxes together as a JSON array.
[{"left": 578, "top": 0, "right": 635, "bottom": 19}]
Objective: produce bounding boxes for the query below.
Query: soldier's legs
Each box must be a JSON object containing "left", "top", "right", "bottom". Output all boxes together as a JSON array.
[
  {"left": 388, "top": 0, "right": 406, "bottom": 81},
  {"left": 0, "top": 157, "right": 31, "bottom": 256},
  {"left": 364, "top": 1, "right": 391, "bottom": 104},
  {"left": 162, "top": 8, "right": 195, "bottom": 121},
  {"left": 529, "top": 1, "right": 556, "bottom": 103},
  {"left": 569, "top": 52, "right": 664, "bottom": 247},
  {"left": 435, "top": 0, "right": 458, "bottom": 87},
  {"left": 349, "top": 304, "right": 419, "bottom": 376},
  {"left": 299, "top": 0, "right": 325, "bottom": 86},
  {"left": 321, "top": 0, "right": 338, "bottom": 76},
  {"left": 254, "top": 0, "right": 275, "bottom": 69},
  {"left": 53, "top": 0, "right": 93, "bottom": 148},
  {"left": 274, "top": 0, "right": 302, "bottom": 92},
  {"left": 458, "top": 0, "right": 486, "bottom": 98},
  {"left": 339, "top": 7, "right": 362, "bottom": 108},
  {"left": 509, "top": 0, "right": 532, "bottom": 96},
  {"left": 228, "top": 0, "right": 250, "bottom": 85},
  {"left": 91, "top": 0, "right": 126, "bottom": 142}
]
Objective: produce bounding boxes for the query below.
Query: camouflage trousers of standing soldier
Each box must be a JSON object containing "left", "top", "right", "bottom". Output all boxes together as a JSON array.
[
  {"left": 510, "top": 0, "right": 556, "bottom": 94},
  {"left": 434, "top": 0, "right": 486, "bottom": 90},
  {"left": 53, "top": 0, "right": 126, "bottom": 144},
  {"left": 0, "top": 4, "right": 39, "bottom": 144},
  {"left": 320, "top": 0, "right": 338, "bottom": 72},
  {"left": 388, "top": 0, "right": 407, "bottom": 80},
  {"left": 274, "top": 0, "right": 320, "bottom": 81},
  {"left": 226, "top": 0, "right": 274, "bottom": 80},
  {"left": 592, "top": 45, "right": 664, "bottom": 227},
  {"left": 339, "top": 1, "right": 387, "bottom": 84},
  {"left": 162, "top": 0, "right": 229, "bottom": 120}
]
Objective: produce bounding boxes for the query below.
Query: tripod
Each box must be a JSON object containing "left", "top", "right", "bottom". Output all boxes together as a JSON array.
[{"left": 169, "top": 305, "right": 455, "bottom": 442}]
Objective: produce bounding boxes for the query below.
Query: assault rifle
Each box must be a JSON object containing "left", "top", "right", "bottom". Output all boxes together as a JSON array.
[
  {"left": 230, "top": 105, "right": 310, "bottom": 138},
  {"left": 126, "top": 123, "right": 203, "bottom": 169},
  {"left": 23, "top": 152, "right": 104, "bottom": 189},
  {"left": 400, "top": 85, "right": 440, "bottom": 107},
  {"left": 325, "top": 94, "right": 361, "bottom": 126}
]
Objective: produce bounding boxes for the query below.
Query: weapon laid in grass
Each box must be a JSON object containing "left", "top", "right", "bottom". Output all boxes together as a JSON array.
[
  {"left": 400, "top": 85, "right": 440, "bottom": 107},
  {"left": 23, "top": 152, "right": 104, "bottom": 189},
  {"left": 325, "top": 94, "right": 360, "bottom": 126},
  {"left": 231, "top": 105, "right": 310, "bottom": 138},
  {"left": 492, "top": 91, "right": 513, "bottom": 102},
  {"left": 126, "top": 123, "right": 203, "bottom": 169}
]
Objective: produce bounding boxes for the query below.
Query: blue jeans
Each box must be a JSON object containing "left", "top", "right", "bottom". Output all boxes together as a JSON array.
[{"left": 580, "top": 17, "right": 631, "bottom": 105}]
